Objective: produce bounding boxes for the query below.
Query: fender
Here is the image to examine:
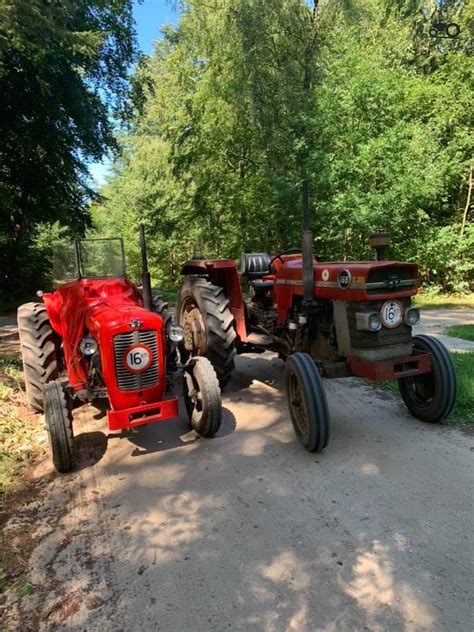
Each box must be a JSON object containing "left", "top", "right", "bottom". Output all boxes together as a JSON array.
[{"left": 180, "top": 259, "right": 247, "bottom": 341}]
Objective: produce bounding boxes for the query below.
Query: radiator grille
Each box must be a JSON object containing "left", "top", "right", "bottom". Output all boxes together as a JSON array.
[
  {"left": 346, "top": 298, "right": 413, "bottom": 361},
  {"left": 113, "top": 330, "right": 159, "bottom": 391},
  {"left": 366, "top": 266, "right": 416, "bottom": 295}
]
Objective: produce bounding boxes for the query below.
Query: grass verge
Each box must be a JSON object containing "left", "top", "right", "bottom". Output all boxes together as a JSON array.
[
  {"left": 0, "top": 353, "right": 45, "bottom": 502},
  {"left": 381, "top": 352, "right": 474, "bottom": 425},
  {"left": 445, "top": 324, "right": 474, "bottom": 342},
  {"left": 413, "top": 293, "right": 474, "bottom": 310}
]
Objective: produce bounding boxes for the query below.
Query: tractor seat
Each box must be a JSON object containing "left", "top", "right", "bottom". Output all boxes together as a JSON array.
[
  {"left": 250, "top": 278, "right": 274, "bottom": 293},
  {"left": 240, "top": 252, "right": 271, "bottom": 280}
]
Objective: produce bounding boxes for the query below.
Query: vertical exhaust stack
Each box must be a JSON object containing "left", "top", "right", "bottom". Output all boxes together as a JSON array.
[
  {"left": 302, "top": 180, "right": 314, "bottom": 304},
  {"left": 139, "top": 225, "right": 153, "bottom": 311}
]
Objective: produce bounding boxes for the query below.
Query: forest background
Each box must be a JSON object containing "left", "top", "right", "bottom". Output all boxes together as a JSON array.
[{"left": 0, "top": 0, "right": 472, "bottom": 305}]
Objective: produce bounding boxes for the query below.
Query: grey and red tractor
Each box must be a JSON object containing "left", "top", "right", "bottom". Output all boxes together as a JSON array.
[{"left": 176, "top": 228, "right": 457, "bottom": 453}]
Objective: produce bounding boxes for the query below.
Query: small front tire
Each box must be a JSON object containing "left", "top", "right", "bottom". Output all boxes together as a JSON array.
[
  {"left": 44, "top": 381, "right": 75, "bottom": 473},
  {"left": 398, "top": 335, "right": 456, "bottom": 423},
  {"left": 183, "top": 357, "right": 222, "bottom": 437},
  {"left": 284, "top": 352, "right": 330, "bottom": 452}
]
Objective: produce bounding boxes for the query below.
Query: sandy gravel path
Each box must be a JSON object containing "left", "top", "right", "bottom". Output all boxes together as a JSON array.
[{"left": 2, "top": 350, "right": 473, "bottom": 631}]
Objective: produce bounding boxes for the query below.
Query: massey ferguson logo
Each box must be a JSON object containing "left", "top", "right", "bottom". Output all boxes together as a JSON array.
[
  {"left": 338, "top": 270, "right": 351, "bottom": 289},
  {"left": 129, "top": 319, "right": 143, "bottom": 329}
]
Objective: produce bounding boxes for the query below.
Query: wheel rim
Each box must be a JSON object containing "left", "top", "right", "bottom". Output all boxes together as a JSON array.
[
  {"left": 403, "top": 371, "right": 435, "bottom": 408},
  {"left": 288, "top": 371, "right": 308, "bottom": 435},
  {"left": 181, "top": 298, "right": 206, "bottom": 355},
  {"left": 446, "top": 23, "right": 460, "bottom": 38},
  {"left": 184, "top": 371, "right": 203, "bottom": 423}
]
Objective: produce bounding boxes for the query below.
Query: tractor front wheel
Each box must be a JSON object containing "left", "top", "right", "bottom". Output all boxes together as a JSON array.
[
  {"left": 176, "top": 278, "right": 236, "bottom": 386},
  {"left": 398, "top": 334, "right": 456, "bottom": 423},
  {"left": 183, "top": 357, "right": 222, "bottom": 437},
  {"left": 44, "top": 381, "right": 75, "bottom": 473},
  {"left": 284, "top": 352, "right": 330, "bottom": 452}
]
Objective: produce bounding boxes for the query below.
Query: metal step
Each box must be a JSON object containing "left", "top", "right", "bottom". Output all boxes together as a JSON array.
[{"left": 246, "top": 332, "right": 273, "bottom": 346}]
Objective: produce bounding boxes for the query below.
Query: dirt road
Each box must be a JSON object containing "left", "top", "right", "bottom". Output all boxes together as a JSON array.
[{"left": 3, "top": 351, "right": 473, "bottom": 631}]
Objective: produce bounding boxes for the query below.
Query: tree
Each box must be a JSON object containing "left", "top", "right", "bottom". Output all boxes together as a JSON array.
[
  {"left": 0, "top": 0, "right": 138, "bottom": 294},
  {"left": 95, "top": 0, "right": 473, "bottom": 293}
]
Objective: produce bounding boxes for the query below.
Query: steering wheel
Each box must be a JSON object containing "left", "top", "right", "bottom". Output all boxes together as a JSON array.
[{"left": 268, "top": 248, "right": 302, "bottom": 271}]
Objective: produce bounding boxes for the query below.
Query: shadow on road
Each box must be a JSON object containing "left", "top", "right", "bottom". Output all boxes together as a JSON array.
[{"left": 104, "top": 406, "right": 238, "bottom": 458}]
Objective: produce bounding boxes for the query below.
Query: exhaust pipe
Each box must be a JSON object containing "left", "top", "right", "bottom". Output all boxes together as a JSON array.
[
  {"left": 302, "top": 180, "right": 314, "bottom": 304},
  {"left": 139, "top": 224, "right": 152, "bottom": 311}
]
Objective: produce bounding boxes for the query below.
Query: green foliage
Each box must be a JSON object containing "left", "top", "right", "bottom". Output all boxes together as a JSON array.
[
  {"left": 449, "top": 352, "right": 474, "bottom": 424},
  {"left": 381, "top": 352, "right": 474, "bottom": 425},
  {"left": 0, "top": 562, "right": 7, "bottom": 591},
  {"left": 18, "top": 582, "right": 34, "bottom": 597},
  {"left": 413, "top": 292, "right": 474, "bottom": 310},
  {"left": 0, "top": 352, "right": 43, "bottom": 499},
  {"left": 0, "top": 0, "right": 138, "bottom": 297},
  {"left": 445, "top": 325, "right": 474, "bottom": 342},
  {"left": 92, "top": 0, "right": 473, "bottom": 291}
]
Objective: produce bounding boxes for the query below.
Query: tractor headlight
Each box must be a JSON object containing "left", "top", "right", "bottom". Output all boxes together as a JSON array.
[
  {"left": 405, "top": 307, "right": 420, "bottom": 326},
  {"left": 356, "top": 311, "right": 382, "bottom": 332},
  {"left": 168, "top": 324, "right": 184, "bottom": 342},
  {"left": 79, "top": 336, "right": 98, "bottom": 356}
]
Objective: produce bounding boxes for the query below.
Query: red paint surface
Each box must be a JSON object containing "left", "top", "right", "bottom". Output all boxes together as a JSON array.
[
  {"left": 43, "top": 277, "right": 176, "bottom": 430},
  {"left": 274, "top": 259, "right": 418, "bottom": 325},
  {"left": 180, "top": 259, "right": 247, "bottom": 341},
  {"left": 347, "top": 350, "right": 432, "bottom": 381}
]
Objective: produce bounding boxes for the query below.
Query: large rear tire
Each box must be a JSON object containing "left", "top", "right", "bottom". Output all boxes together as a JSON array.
[
  {"left": 284, "top": 352, "right": 330, "bottom": 452},
  {"left": 183, "top": 357, "right": 222, "bottom": 437},
  {"left": 17, "top": 302, "right": 58, "bottom": 412},
  {"left": 151, "top": 291, "right": 176, "bottom": 372},
  {"left": 151, "top": 292, "right": 172, "bottom": 331},
  {"left": 398, "top": 335, "right": 456, "bottom": 423},
  {"left": 44, "top": 381, "right": 75, "bottom": 473},
  {"left": 176, "top": 278, "right": 236, "bottom": 386}
]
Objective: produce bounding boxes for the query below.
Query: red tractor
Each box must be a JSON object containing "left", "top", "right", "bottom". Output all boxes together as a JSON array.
[
  {"left": 176, "top": 205, "right": 456, "bottom": 453},
  {"left": 18, "top": 228, "right": 222, "bottom": 473}
]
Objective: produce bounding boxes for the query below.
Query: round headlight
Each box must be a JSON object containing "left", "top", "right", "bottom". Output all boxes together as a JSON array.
[
  {"left": 79, "top": 336, "right": 98, "bottom": 356},
  {"left": 368, "top": 313, "right": 382, "bottom": 331},
  {"left": 168, "top": 324, "right": 184, "bottom": 343},
  {"left": 405, "top": 307, "right": 420, "bottom": 326}
]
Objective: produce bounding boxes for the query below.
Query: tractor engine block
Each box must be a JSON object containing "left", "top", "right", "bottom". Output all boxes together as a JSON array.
[{"left": 333, "top": 297, "right": 413, "bottom": 362}]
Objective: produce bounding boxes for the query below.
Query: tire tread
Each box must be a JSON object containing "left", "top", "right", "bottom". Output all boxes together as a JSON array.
[{"left": 17, "top": 302, "right": 58, "bottom": 412}]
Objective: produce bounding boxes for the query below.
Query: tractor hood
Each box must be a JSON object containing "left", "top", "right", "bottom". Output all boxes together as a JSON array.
[
  {"left": 276, "top": 259, "right": 419, "bottom": 301},
  {"left": 42, "top": 278, "right": 166, "bottom": 407},
  {"left": 43, "top": 277, "right": 163, "bottom": 341},
  {"left": 85, "top": 301, "right": 163, "bottom": 339}
]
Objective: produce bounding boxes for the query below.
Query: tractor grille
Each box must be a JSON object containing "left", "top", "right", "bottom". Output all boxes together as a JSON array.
[
  {"left": 366, "top": 266, "right": 416, "bottom": 295},
  {"left": 347, "top": 298, "right": 413, "bottom": 361},
  {"left": 113, "top": 330, "right": 159, "bottom": 391}
]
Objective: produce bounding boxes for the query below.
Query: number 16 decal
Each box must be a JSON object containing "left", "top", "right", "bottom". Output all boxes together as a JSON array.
[{"left": 123, "top": 344, "right": 153, "bottom": 373}]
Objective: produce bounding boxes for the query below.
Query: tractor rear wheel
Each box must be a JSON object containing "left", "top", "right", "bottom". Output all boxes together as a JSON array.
[
  {"left": 284, "top": 352, "right": 330, "bottom": 452},
  {"left": 183, "top": 357, "right": 222, "bottom": 437},
  {"left": 176, "top": 278, "right": 236, "bottom": 386},
  {"left": 151, "top": 292, "right": 172, "bottom": 331},
  {"left": 44, "top": 380, "right": 75, "bottom": 473},
  {"left": 151, "top": 291, "right": 176, "bottom": 372},
  {"left": 17, "top": 302, "right": 58, "bottom": 412},
  {"left": 398, "top": 335, "right": 456, "bottom": 423}
]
